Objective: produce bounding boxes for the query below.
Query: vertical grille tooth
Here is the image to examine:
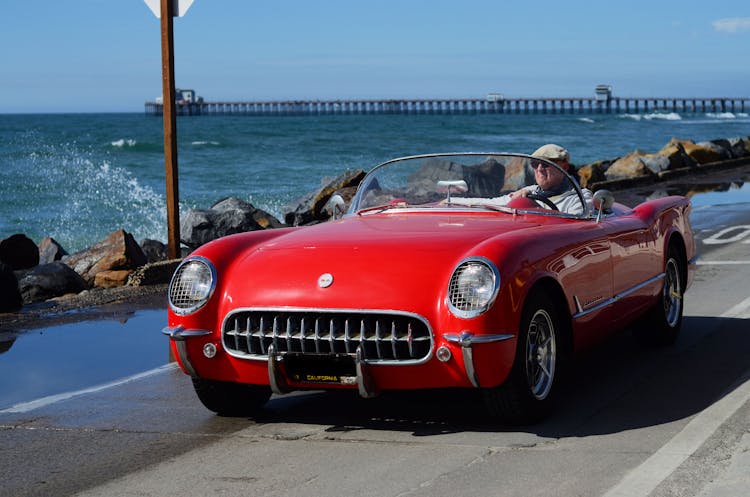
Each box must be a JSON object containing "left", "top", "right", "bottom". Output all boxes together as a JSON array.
[
  {"left": 286, "top": 317, "right": 293, "bottom": 353},
  {"left": 314, "top": 318, "right": 322, "bottom": 353},
  {"left": 344, "top": 319, "right": 352, "bottom": 354},
  {"left": 257, "top": 316, "right": 267, "bottom": 354},
  {"left": 391, "top": 321, "right": 398, "bottom": 359},
  {"left": 223, "top": 310, "right": 431, "bottom": 363},
  {"left": 245, "top": 318, "right": 253, "bottom": 354},
  {"left": 272, "top": 317, "right": 280, "bottom": 352}
]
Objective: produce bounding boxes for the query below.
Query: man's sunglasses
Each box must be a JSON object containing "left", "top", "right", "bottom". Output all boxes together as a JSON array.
[{"left": 530, "top": 159, "right": 555, "bottom": 170}]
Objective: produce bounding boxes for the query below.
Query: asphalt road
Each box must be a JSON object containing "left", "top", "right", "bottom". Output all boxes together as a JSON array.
[{"left": 1, "top": 208, "right": 748, "bottom": 497}]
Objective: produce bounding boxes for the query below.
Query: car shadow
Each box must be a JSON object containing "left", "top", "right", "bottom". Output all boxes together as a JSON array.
[{"left": 252, "top": 315, "right": 750, "bottom": 437}]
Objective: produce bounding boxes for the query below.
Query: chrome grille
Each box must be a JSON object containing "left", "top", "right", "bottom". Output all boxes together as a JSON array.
[{"left": 222, "top": 310, "right": 432, "bottom": 364}]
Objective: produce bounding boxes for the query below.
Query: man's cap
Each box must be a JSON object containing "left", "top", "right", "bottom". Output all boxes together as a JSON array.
[{"left": 532, "top": 144, "right": 570, "bottom": 162}]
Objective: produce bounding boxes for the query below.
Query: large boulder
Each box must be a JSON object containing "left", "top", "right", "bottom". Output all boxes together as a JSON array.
[
  {"left": 284, "top": 169, "right": 366, "bottom": 226},
  {"left": 727, "top": 136, "right": 750, "bottom": 158},
  {"left": 62, "top": 229, "right": 147, "bottom": 285},
  {"left": 604, "top": 151, "right": 655, "bottom": 181},
  {"left": 577, "top": 159, "right": 612, "bottom": 188},
  {"left": 658, "top": 138, "right": 724, "bottom": 166},
  {"left": 656, "top": 139, "right": 697, "bottom": 170},
  {"left": 19, "top": 261, "right": 88, "bottom": 304},
  {"left": 0, "top": 262, "right": 23, "bottom": 312},
  {"left": 501, "top": 156, "right": 534, "bottom": 191},
  {"left": 140, "top": 238, "right": 168, "bottom": 263},
  {"left": 0, "top": 233, "right": 39, "bottom": 270},
  {"left": 181, "top": 197, "right": 284, "bottom": 249},
  {"left": 38, "top": 237, "right": 68, "bottom": 265},
  {"left": 639, "top": 153, "right": 672, "bottom": 175}
]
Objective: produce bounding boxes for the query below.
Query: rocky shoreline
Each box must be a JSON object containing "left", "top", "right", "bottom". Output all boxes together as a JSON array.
[{"left": 1, "top": 135, "right": 749, "bottom": 328}]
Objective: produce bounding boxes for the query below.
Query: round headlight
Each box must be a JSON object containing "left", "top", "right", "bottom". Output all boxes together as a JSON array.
[
  {"left": 448, "top": 258, "right": 500, "bottom": 318},
  {"left": 168, "top": 257, "right": 216, "bottom": 315}
]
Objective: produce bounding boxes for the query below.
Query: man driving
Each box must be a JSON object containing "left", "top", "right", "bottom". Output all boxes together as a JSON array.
[{"left": 509, "top": 144, "right": 593, "bottom": 215}]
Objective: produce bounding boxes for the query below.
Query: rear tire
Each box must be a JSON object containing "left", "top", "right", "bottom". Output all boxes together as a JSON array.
[
  {"left": 192, "top": 378, "right": 271, "bottom": 417},
  {"left": 484, "top": 289, "right": 566, "bottom": 424},
  {"left": 635, "top": 245, "right": 684, "bottom": 346}
]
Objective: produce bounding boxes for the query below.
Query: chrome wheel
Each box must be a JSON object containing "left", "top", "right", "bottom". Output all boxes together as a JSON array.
[
  {"left": 483, "top": 289, "right": 567, "bottom": 423},
  {"left": 634, "top": 245, "right": 685, "bottom": 347},
  {"left": 525, "top": 309, "right": 557, "bottom": 400},
  {"left": 663, "top": 257, "right": 682, "bottom": 328}
]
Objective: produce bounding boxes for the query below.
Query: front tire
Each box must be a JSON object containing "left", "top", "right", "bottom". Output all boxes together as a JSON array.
[
  {"left": 484, "top": 289, "right": 565, "bottom": 424},
  {"left": 192, "top": 378, "right": 271, "bottom": 417}
]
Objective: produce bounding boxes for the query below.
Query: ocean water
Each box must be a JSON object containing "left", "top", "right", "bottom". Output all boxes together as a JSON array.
[{"left": 1, "top": 111, "right": 749, "bottom": 252}]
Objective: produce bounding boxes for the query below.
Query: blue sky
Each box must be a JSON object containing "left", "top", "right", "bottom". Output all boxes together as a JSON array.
[{"left": 1, "top": 0, "right": 748, "bottom": 113}]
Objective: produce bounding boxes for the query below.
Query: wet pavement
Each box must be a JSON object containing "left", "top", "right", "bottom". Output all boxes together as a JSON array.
[{"left": 0, "top": 309, "right": 168, "bottom": 410}]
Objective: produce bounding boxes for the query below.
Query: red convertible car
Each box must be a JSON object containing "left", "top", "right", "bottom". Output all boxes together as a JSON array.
[{"left": 164, "top": 153, "right": 696, "bottom": 423}]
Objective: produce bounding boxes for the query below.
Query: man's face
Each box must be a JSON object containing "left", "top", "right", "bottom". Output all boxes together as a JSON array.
[{"left": 533, "top": 160, "right": 565, "bottom": 190}]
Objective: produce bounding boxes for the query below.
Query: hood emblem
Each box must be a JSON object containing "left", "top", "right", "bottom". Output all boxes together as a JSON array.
[{"left": 318, "top": 273, "right": 334, "bottom": 288}]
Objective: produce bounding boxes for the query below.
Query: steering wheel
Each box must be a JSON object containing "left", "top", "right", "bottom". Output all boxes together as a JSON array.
[{"left": 526, "top": 193, "right": 559, "bottom": 211}]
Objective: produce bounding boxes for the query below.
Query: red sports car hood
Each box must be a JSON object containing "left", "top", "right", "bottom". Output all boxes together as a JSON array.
[
  {"left": 218, "top": 211, "right": 544, "bottom": 313},
  {"left": 260, "top": 211, "right": 542, "bottom": 252}
]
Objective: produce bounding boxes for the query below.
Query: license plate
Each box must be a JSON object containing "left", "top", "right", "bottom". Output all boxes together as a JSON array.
[{"left": 284, "top": 354, "right": 356, "bottom": 384}]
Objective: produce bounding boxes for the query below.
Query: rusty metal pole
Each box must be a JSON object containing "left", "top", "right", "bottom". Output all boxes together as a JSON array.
[{"left": 160, "top": 0, "right": 180, "bottom": 259}]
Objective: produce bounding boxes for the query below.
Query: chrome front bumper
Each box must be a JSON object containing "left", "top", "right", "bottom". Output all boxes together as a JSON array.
[
  {"left": 164, "top": 326, "right": 513, "bottom": 393},
  {"left": 162, "top": 326, "right": 212, "bottom": 378},
  {"left": 163, "top": 326, "right": 379, "bottom": 398},
  {"left": 443, "top": 331, "right": 514, "bottom": 388}
]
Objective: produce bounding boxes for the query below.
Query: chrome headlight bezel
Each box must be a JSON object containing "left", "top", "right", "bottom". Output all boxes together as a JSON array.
[
  {"left": 168, "top": 256, "right": 217, "bottom": 316},
  {"left": 447, "top": 257, "right": 500, "bottom": 319}
]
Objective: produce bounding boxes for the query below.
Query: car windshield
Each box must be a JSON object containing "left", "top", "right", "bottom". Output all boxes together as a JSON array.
[{"left": 349, "top": 153, "right": 589, "bottom": 217}]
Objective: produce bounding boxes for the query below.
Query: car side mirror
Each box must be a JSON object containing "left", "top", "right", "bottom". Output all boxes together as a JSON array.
[
  {"left": 593, "top": 190, "right": 614, "bottom": 222},
  {"left": 325, "top": 194, "right": 346, "bottom": 220}
]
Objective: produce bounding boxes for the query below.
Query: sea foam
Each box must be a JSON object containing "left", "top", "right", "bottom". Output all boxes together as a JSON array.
[
  {"left": 110, "top": 138, "right": 137, "bottom": 148},
  {"left": 621, "top": 112, "right": 682, "bottom": 121}
]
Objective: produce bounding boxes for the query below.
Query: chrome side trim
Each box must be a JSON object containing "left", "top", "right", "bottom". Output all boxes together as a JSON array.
[
  {"left": 443, "top": 332, "right": 515, "bottom": 388},
  {"left": 443, "top": 332, "right": 515, "bottom": 345},
  {"left": 572, "top": 272, "right": 665, "bottom": 319}
]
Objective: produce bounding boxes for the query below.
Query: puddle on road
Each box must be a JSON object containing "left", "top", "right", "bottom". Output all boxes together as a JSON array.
[
  {"left": 0, "top": 309, "right": 169, "bottom": 410},
  {"left": 689, "top": 182, "right": 750, "bottom": 231}
]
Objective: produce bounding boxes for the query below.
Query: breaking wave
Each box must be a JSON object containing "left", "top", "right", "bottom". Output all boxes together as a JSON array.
[
  {"left": 110, "top": 138, "right": 137, "bottom": 148},
  {"left": 5, "top": 136, "right": 167, "bottom": 252},
  {"left": 621, "top": 112, "right": 682, "bottom": 121},
  {"left": 705, "top": 112, "right": 749, "bottom": 119}
]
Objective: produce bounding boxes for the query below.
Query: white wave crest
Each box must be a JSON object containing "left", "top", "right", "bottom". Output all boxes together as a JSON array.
[
  {"left": 578, "top": 117, "right": 595, "bottom": 123},
  {"left": 111, "top": 138, "right": 137, "bottom": 148},
  {"left": 191, "top": 141, "right": 220, "bottom": 146},
  {"left": 706, "top": 112, "right": 738, "bottom": 119},
  {"left": 620, "top": 112, "right": 682, "bottom": 121}
]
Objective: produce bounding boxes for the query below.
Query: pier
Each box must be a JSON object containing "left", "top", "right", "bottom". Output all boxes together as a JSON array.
[{"left": 145, "top": 96, "right": 750, "bottom": 117}]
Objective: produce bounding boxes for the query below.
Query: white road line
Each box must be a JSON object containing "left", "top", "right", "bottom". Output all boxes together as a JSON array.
[
  {"left": 722, "top": 295, "right": 750, "bottom": 319},
  {"left": 0, "top": 363, "right": 177, "bottom": 415},
  {"left": 697, "top": 261, "right": 750, "bottom": 265},
  {"left": 603, "top": 300, "right": 750, "bottom": 497}
]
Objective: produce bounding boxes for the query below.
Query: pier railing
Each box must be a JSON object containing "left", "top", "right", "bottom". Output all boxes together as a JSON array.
[{"left": 145, "top": 97, "right": 749, "bottom": 116}]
